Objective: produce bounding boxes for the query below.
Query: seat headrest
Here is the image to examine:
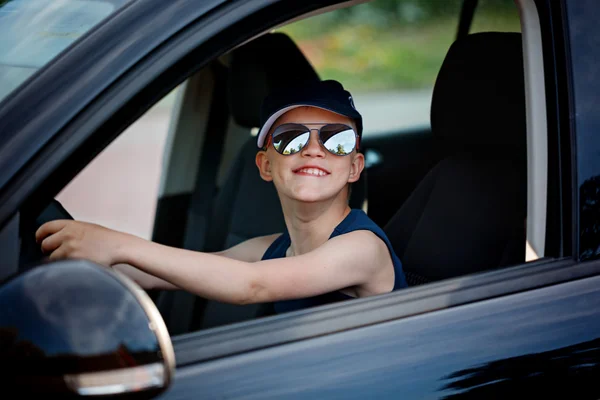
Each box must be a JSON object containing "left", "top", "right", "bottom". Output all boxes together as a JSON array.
[
  {"left": 431, "top": 32, "right": 526, "bottom": 152},
  {"left": 229, "top": 32, "right": 320, "bottom": 128}
]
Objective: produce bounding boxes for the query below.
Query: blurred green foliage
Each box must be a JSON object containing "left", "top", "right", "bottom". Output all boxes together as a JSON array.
[{"left": 277, "top": 0, "right": 520, "bottom": 92}]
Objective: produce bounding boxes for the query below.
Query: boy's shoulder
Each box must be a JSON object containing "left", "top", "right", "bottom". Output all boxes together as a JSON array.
[{"left": 332, "top": 208, "right": 386, "bottom": 238}]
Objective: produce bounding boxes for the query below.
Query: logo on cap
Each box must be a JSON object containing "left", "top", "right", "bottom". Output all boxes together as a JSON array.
[{"left": 348, "top": 95, "right": 356, "bottom": 109}]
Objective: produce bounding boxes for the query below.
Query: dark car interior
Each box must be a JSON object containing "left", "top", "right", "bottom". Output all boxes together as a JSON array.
[
  {"left": 143, "top": 4, "right": 528, "bottom": 334},
  {"left": 17, "top": 0, "right": 530, "bottom": 336}
]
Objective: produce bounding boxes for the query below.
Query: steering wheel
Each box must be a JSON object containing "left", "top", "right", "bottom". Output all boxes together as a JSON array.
[{"left": 20, "top": 199, "right": 74, "bottom": 268}]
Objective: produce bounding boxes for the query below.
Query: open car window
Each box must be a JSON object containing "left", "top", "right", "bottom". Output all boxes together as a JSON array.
[
  {"left": 54, "top": 90, "right": 179, "bottom": 240},
  {"left": 11, "top": 0, "right": 544, "bottom": 338}
]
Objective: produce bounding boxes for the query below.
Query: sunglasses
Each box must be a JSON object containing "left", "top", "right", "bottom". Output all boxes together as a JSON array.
[{"left": 267, "top": 123, "right": 359, "bottom": 156}]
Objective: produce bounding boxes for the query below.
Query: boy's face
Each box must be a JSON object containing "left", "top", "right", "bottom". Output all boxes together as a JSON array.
[{"left": 255, "top": 106, "right": 365, "bottom": 204}]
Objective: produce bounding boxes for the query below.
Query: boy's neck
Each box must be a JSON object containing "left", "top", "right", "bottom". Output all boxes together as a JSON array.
[{"left": 282, "top": 198, "right": 351, "bottom": 257}]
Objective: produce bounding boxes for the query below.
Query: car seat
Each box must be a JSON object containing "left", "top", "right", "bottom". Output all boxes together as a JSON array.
[{"left": 384, "top": 32, "right": 528, "bottom": 286}]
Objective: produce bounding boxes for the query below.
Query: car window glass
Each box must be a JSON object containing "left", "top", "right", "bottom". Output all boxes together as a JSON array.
[
  {"left": 563, "top": 0, "right": 600, "bottom": 261},
  {"left": 0, "top": 0, "right": 131, "bottom": 103}
]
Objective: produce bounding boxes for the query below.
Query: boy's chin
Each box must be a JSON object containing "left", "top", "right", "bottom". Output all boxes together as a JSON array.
[{"left": 291, "top": 190, "right": 340, "bottom": 204}]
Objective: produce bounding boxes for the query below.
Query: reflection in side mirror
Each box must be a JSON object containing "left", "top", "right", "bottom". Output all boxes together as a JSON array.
[{"left": 0, "top": 260, "right": 175, "bottom": 397}]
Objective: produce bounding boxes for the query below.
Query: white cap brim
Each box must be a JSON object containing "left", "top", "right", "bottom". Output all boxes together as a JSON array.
[{"left": 256, "top": 105, "right": 304, "bottom": 148}]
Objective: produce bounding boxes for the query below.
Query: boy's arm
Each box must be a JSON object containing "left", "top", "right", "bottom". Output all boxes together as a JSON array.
[
  {"left": 120, "top": 229, "right": 390, "bottom": 304},
  {"left": 36, "top": 220, "right": 389, "bottom": 304},
  {"left": 113, "top": 233, "right": 281, "bottom": 290},
  {"left": 113, "top": 263, "right": 179, "bottom": 290},
  {"left": 216, "top": 233, "right": 282, "bottom": 262}
]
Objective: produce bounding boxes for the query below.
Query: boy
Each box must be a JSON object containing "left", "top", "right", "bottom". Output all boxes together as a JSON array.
[{"left": 36, "top": 79, "right": 408, "bottom": 314}]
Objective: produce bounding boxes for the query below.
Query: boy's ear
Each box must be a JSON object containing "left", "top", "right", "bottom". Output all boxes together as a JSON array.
[
  {"left": 255, "top": 150, "right": 273, "bottom": 182},
  {"left": 348, "top": 152, "right": 365, "bottom": 183}
]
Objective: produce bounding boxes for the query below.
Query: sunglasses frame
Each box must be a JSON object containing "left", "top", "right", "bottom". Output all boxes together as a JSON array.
[{"left": 264, "top": 122, "right": 360, "bottom": 156}]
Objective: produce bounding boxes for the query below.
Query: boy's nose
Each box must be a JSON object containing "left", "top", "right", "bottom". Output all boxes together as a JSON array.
[{"left": 301, "top": 130, "right": 325, "bottom": 157}]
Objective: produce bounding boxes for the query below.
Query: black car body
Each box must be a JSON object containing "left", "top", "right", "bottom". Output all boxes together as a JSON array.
[{"left": 1, "top": 0, "right": 599, "bottom": 398}]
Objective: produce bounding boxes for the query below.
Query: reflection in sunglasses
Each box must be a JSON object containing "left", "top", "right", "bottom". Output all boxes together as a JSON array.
[{"left": 272, "top": 124, "right": 357, "bottom": 156}]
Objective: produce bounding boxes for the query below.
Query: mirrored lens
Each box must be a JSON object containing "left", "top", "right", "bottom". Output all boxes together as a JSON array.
[
  {"left": 272, "top": 124, "right": 310, "bottom": 155},
  {"left": 321, "top": 124, "right": 357, "bottom": 155}
]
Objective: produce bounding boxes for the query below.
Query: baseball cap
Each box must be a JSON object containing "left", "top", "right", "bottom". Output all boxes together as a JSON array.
[{"left": 256, "top": 79, "right": 363, "bottom": 148}]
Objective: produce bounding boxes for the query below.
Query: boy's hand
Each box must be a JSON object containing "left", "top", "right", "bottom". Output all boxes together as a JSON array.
[{"left": 35, "top": 220, "right": 128, "bottom": 267}]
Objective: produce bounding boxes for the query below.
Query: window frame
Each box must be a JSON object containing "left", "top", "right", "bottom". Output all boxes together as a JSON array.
[
  {"left": 0, "top": 0, "right": 588, "bottom": 366},
  {"left": 518, "top": 0, "right": 549, "bottom": 260}
]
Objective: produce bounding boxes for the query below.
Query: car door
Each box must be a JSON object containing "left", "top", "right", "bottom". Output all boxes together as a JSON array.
[{"left": 0, "top": 0, "right": 599, "bottom": 399}]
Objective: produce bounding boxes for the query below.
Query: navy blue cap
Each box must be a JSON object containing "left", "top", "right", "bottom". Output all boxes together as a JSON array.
[{"left": 256, "top": 79, "right": 363, "bottom": 148}]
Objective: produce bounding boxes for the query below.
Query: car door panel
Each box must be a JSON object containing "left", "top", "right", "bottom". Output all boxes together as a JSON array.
[{"left": 163, "top": 271, "right": 600, "bottom": 399}]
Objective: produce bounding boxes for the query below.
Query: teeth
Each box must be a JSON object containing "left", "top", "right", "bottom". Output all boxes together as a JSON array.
[{"left": 298, "top": 168, "right": 327, "bottom": 176}]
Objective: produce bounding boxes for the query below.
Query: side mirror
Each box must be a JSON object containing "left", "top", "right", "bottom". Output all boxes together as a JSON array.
[{"left": 0, "top": 260, "right": 175, "bottom": 397}]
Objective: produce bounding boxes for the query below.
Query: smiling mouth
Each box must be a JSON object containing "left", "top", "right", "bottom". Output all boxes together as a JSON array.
[{"left": 294, "top": 167, "right": 330, "bottom": 177}]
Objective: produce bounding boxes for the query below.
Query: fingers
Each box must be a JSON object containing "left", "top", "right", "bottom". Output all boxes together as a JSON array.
[
  {"left": 48, "top": 246, "right": 69, "bottom": 262},
  {"left": 40, "top": 232, "right": 63, "bottom": 255},
  {"left": 45, "top": 238, "right": 80, "bottom": 261},
  {"left": 35, "top": 220, "right": 69, "bottom": 244},
  {"left": 35, "top": 220, "right": 115, "bottom": 266}
]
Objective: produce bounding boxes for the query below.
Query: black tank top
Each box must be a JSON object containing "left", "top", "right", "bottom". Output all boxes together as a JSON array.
[{"left": 261, "top": 209, "right": 407, "bottom": 314}]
